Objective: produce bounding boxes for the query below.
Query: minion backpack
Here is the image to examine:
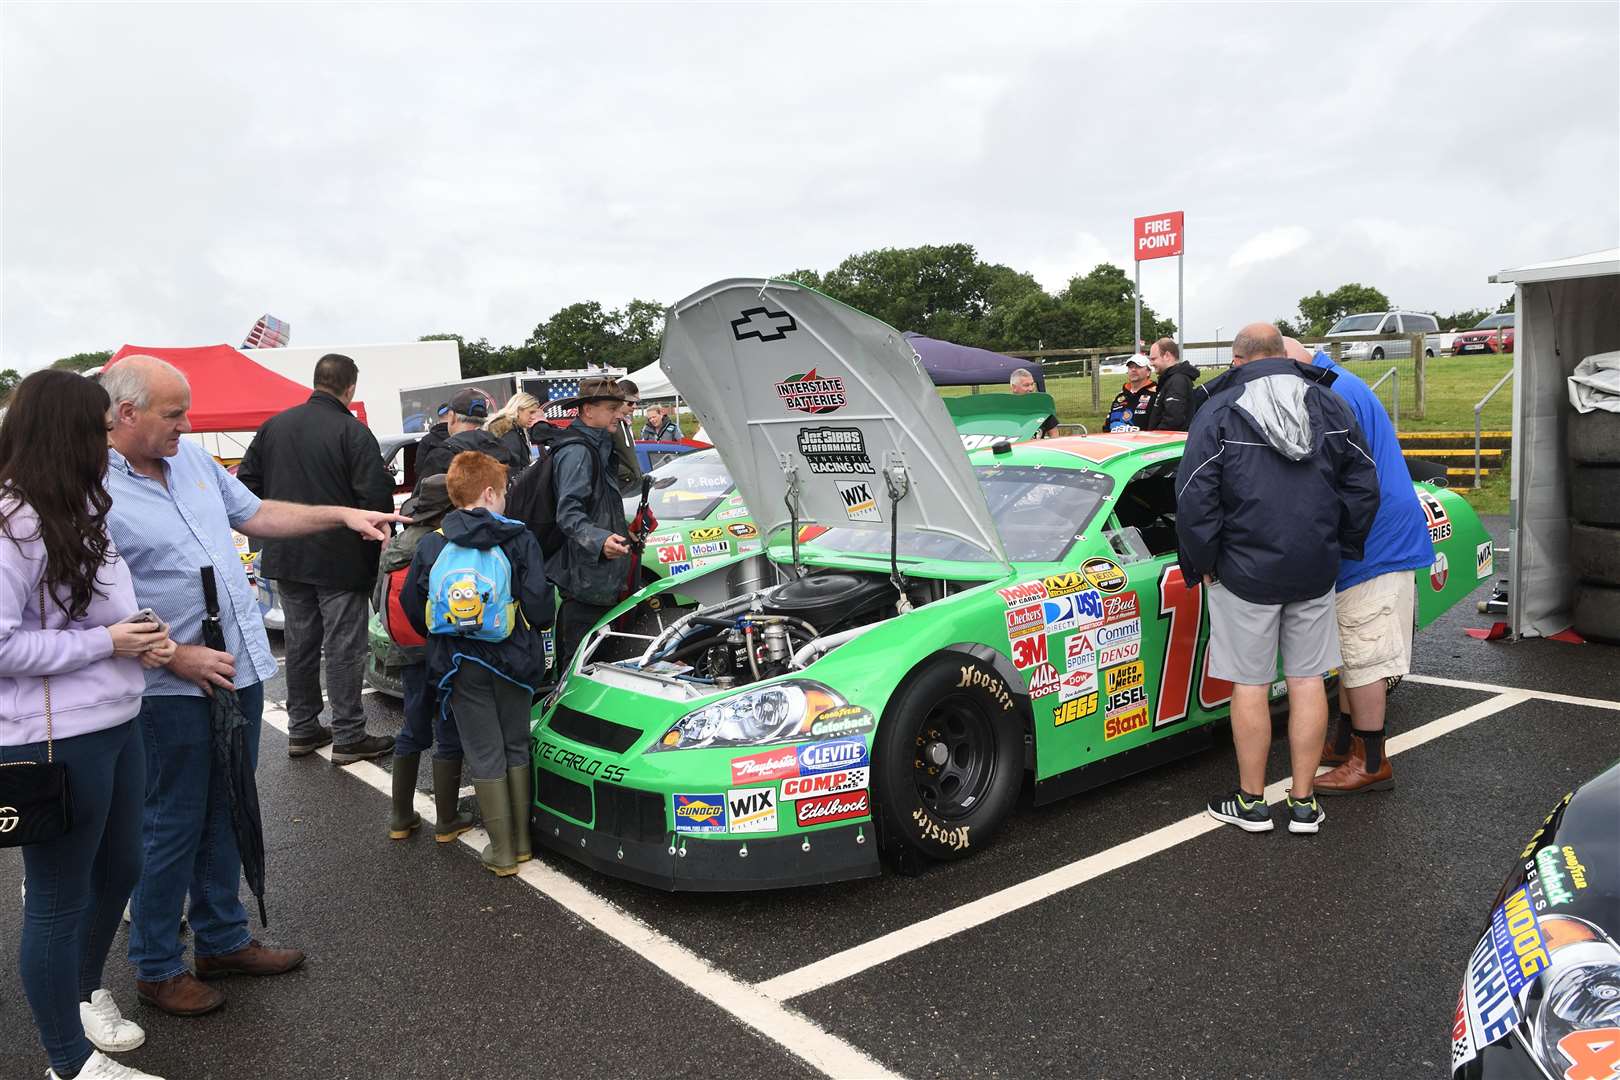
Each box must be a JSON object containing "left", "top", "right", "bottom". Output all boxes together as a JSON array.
[{"left": 425, "top": 533, "right": 517, "bottom": 642}]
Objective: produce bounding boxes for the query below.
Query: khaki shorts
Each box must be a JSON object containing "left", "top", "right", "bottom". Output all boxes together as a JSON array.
[
  {"left": 1334, "top": 571, "right": 1416, "bottom": 689},
  {"left": 1206, "top": 584, "right": 1342, "bottom": 686}
]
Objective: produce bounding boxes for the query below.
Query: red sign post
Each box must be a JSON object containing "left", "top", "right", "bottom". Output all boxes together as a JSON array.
[{"left": 1131, "top": 211, "right": 1186, "bottom": 353}]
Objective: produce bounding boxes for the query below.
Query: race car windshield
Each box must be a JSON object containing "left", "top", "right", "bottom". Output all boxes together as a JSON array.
[
  {"left": 639, "top": 450, "right": 736, "bottom": 521},
  {"left": 810, "top": 465, "right": 1115, "bottom": 563}
]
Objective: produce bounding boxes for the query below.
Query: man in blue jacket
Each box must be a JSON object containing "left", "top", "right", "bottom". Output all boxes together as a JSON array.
[
  {"left": 1176, "top": 323, "right": 1380, "bottom": 835},
  {"left": 1286, "top": 338, "right": 1434, "bottom": 794}
]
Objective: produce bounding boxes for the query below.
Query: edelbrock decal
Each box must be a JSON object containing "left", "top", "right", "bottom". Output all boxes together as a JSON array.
[{"left": 795, "top": 790, "right": 870, "bottom": 827}]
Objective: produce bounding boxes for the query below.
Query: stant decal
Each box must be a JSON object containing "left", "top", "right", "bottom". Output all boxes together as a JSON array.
[
  {"left": 797, "top": 738, "right": 869, "bottom": 774},
  {"left": 1476, "top": 540, "right": 1494, "bottom": 580},
  {"left": 672, "top": 793, "right": 727, "bottom": 834},
  {"left": 1104, "top": 704, "right": 1150, "bottom": 740},
  {"left": 1006, "top": 604, "right": 1045, "bottom": 639},
  {"left": 1081, "top": 557, "right": 1128, "bottom": 594},
  {"left": 795, "top": 790, "right": 870, "bottom": 827},
  {"left": 835, "top": 479, "right": 883, "bottom": 523},
  {"left": 1419, "top": 490, "right": 1453, "bottom": 542},
  {"left": 688, "top": 526, "right": 724, "bottom": 542},
  {"left": 728, "top": 522, "right": 760, "bottom": 540},
  {"left": 689, "top": 540, "right": 730, "bottom": 557},
  {"left": 997, "top": 580, "right": 1048, "bottom": 606},
  {"left": 796, "top": 427, "right": 874, "bottom": 475},
  {"left": 1053, "top": 692, "right": 1098, "bottom": 726},
  {"left": 729, "top": 747, "right": 799, "bottom": 785},
  {"left": 775, "top": 368, "right": 847, "bottom": 414},
  {"left": 1027, "top": 663, "right": 1061, "bottom": 699},
  {"left": 1431, "top": 551, "right": 1450, "bottom": 592},
  {"left": 1101, "top": 592, "right": 1140, "bottom": 622},
  {"left": 725, "top": 786, "right": 778, "bottom": 834},
  {"left": 810, "top": 705, "right": 875, "bottom": 738},
  {"left": 779, "top": 767, "right": 870, "bottom": 801},
  {"left": 1043, "top": 571, "right": 1089, "bottom": 598}
]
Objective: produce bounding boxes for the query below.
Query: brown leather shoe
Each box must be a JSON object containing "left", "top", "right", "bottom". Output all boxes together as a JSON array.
[
  {"left": 194, "top": 939, "right": 306, "bottom": 980},
  {"left": 136, "top": 972, "right": 226, "bottom": 1016},
  {"left": 1314, "top": 737, "right": 1394, "bottom": 795}
]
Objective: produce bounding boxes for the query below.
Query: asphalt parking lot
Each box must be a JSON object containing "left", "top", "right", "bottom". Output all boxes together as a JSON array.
[{"left": 5, "top": 516, "right": 1620, "bottom": 1080}]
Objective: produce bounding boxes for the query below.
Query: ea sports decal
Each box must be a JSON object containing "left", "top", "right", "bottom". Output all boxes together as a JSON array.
[
  {"left": 796, "top": 427, "right": 874, "bottom": 475},
  {"left": 1419, "top": 491, "right": 1453, "bottom": 543},
  {"left": 731, "top": 306, "right": 797, "bottom": 343},
  {"left": 775, "top": 368, "right": 847, "bottom": 414},
  {"left": 836, "top": 479, "right": 882, "bottom": 523},
  {"left": 1081, "top": 557, "right": 1128, "bottom": 594},
  {"left": 1430, "top": 551, "right": 1449, "bottom": 591}
]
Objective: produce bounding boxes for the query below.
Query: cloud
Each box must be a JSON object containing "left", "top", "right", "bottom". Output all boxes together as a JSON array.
[{"left": 1229, "top": 227, "right": 1312, "bottom": 271}]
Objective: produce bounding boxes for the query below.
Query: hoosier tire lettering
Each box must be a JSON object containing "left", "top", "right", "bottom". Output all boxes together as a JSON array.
[
  {"left": 911, "top": 807, "right": 970, "bottom": 852},
  {"left": 958, "top": 664, "right": 1015, "bottom": 712}
]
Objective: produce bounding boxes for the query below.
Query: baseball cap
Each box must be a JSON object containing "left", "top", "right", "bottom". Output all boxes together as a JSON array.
[
  {"left": 448, "top": 389, "right": 490, "bottom": 419},
  {"left": 1125, "top": 355, "right": 1149, "bottom": 368}
]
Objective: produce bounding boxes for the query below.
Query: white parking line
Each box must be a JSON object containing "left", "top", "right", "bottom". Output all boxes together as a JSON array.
[
  {"left": 1404, "top": 673, "right": 1620, "bottom": 711},
  {"left": 259, "top": 706, "right": 900, "bottom": 1080},
  {"left": 754, "top": 689, "right": 1531, "bottom": 1003}
]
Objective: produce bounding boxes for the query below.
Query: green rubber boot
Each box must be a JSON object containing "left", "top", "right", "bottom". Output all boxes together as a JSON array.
[
  {"left": 507, "top": 765, "right": 533, "bottom": 863},
  {"left": 472, "top": 777, "right": 519, "bottom": 877},
  {"left": 389, "top": 754, "right": 421, "bottom": 839},
  {"left": 432, "top": 757, "right": 475, "bottom": 844}
]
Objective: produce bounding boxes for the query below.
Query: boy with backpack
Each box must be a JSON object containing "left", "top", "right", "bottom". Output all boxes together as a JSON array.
[
  {"left": 375, "top": 474, "right": 476, "bottom": 845},
  {"left": 403, "top": 452, "right": 554, "bottom": 876}
]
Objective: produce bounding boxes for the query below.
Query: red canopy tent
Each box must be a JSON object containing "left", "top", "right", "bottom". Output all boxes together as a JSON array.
[{"left": 106, "top": 344, "right": 366, "bottom": 430}]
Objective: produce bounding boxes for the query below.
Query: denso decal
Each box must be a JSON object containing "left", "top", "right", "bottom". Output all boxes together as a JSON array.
[
  {"left": 729, "top": 747, "right": 799, "bottom": 785},
  {"left": 1010, "top": 631, "right": 1047, "bottom": 671},
  {"left": 996, "top": 580, "right": 1048, "bottom": 606},
  {"left": 775, "top": 368, "right": 846, "bottom": 414},
  {"left": 1104, "top": 704, "right": 1150, "bottom": 740},
  {"left": 725, "top": 786, "right": 778, "bottom": 834},
  {"left": 1476, "top": 540, "right": 1494, "bottom": 580},
  {"left": 727, "top": 522, "right": 760, "bottom": 540},
  {"left": 1097, "top": 640, "right": 1140, "bottom": 667},
  {"left": 1053, "top": 692, "right": 1098, "bottom": 727},
  {"left": 779, "top": 767, "right": 870, "bottom": 801},
  {"left": 672, "top": 793, "right": 727, "bottom": 834},
  {"left": 1101, "top": 592, "right": 1140, "bottom": 622},
  {"left": 1005, "top": 603, "right": 1045, "bottom": 639},
  {"left": 656, "top": 544, "right": 687, "bottom": 564},
  {"left": 1060, "top": 667, "right": 1095, "bottom": 702},
  {"left": 796, "top": 790, "right": 871, "bottom": 828},
  {"left": 688, "top": 526, "right": 724, "bottom": 542},
  {"left": 1043, "top": 571, "right": 1088, "bottom": 598},
  {"left": 536, "top": 740, "right": 628, "bottom": 784},
  {"left": 1081, "top": 557, "right": 1128, "bottom": 594},
  {"left": 1027, "top": 663, "right": 1061, "bottom": 699},
  {"left": 1094, "top": 618, "right": 1141, "bottom": 647},
  {"left": 809, "top": 705, "right": 875, "bottom": 738},
  {"left": 797, "top": 737, "right": 869, "bottom": 774},
  {"left": 689, "top": 540, "right": 730, "bottom": 557}
]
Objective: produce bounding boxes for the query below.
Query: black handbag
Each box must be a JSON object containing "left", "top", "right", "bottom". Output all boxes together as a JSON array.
[{"left": 0, "top": 580, "right": 73, "bottom": 848}]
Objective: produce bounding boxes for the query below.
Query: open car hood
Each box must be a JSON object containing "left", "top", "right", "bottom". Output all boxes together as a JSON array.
[
  {"left": 944, "top": 392, "right": 1055, "bottom": 448},
  {"left": 660, "top": 279, "right": 1007, "bottom": 562}
]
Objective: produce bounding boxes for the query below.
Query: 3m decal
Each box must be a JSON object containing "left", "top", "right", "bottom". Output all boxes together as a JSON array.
[
  {"left": 1011, "top": 632, "right": 1048, "bottom": 671},
  {"left": 1065, "top": 631, "right": 1096, "bottom": 668},
  {"left": 672, "top": 793, "right": 727, "bottom": 834},
  {"left": 656, "top": 544, "right": 687, "bottom": 564},
  {"left": 1431, "top": 551, "right": 1450, "bottom": 592},
  {"left": 1419, "top": 490, "right": 1453, "bottom": 542},
  {"left": 810, "top": 705, "right": 875, "bottom": 738},
  {"left": 667, "top": 562, "right": 693, "bottom": 576},
  {"left": 1043, "top": 572, "right": 1089, "bottom": 598},
  {"left": 689, "top": 540, "right": 730, "bottom": 557},
  {"left": 725, "top": 786, "right": 778, "bottom": 834},
  {"left": 997, "top": 580, "right": 1048, "bottom": 606},
  {"left": 727, "top": 522, "right": 759, "bottom": 540},
  {"left": 797, "top": 790, "right": 871, "bottom": 827},
  {"left": 1094, "top": 618, "right": 1141, "bottom": 648},
  {"left": 1476, "top": 541, "right": 1494, "bottom": 580},
  {"left": 1154, "top": 565, "right": 1234, "bottom": 729},
  {"left": 1081, "top": 557, "right": 1128, "bottom": 594},
  {"left": 797, "top": 738, "right": 869, "bottom": 774},
  {"left": 910, "top": 807, "right": 970, "bottom": 851},
  {"left": 717, "top": 507, "right": 751, "bottom": 520},
  {"left": 536, "top": 740, "right": 628, "bottom": 784},
  {"left": 796, "top": 427, "right": 874, "bottom": 475},
  {"left": 1101, "top": 592, "right": 1140, "bottom": 622},
  {"left": 775, "top": 368, "right": 846, "bottom": 414},
  {"left": 1060, "top": 667, "right": 1095, "bottom": 702},
  {"left": 729, "top": 748, "right": 799, "bottom": 785},
  {"left": 779, "top": 767, "right": 869, "bottom": 801},
  {"left": 1104, "top": 704, "right": 1150, "bottom": 740},
  {"left": 1042, "top": 590, "right": 1103, "bottom": 634},
  {"left": 688, "top": 526, "right": 724, "bottom": 542},
  {"left": 835, "top": 479, "right": 883, "bottom": 523},
  {"left": 1053, "top": 692, "right": 1098, "bottom": 726},
  {"left": 1097, "top": 639, "right": 1140, "bottom": 667},
  {"left": 1104, "top": 660, "right": 1146, "bottom": 695},
  {"left": 1027, "top": 663, "right": 1061, "bottom": 699},
  {"left": 1005, "top": 604, "right": 1045, "bottom": 640},
  {"left": 731, "top": 306, "right": 797, "bottom": 343}
]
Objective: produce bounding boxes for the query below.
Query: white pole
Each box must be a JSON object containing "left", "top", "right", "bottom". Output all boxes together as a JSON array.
[
  {"left": 1176, "top": 253, "right": 1184, "bottom": 354},
  {"left": 1133, "top": 259, "right": 1142, "bottom": 353}
]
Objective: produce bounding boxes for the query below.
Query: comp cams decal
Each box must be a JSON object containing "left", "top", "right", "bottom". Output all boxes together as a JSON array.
[
  {"left": 775, "top": 368, "right": 846, "bottom": 414},
  {"left": 731, "top": 306, "right": 797, "bottom": 343},
  {"left": 779, "top": 767, "right": 870, "bottom": 801},
  {"left": 797, "top": 427, "right": 874, "bottom": 475},
  {"left": 835, "top": 479, "right": 883, "bottom": 523}
]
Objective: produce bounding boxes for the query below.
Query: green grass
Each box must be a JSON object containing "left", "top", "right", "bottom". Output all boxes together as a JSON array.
[{"left": 1455, "top": 462, "right": 1510, "bottom": 517}]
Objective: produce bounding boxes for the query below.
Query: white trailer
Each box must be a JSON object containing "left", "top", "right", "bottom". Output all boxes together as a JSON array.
[{"left": 242, "top": 340, "right": 460, "bottom": 435}]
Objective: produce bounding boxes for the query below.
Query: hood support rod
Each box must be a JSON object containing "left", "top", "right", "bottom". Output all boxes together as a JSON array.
[
  {"left": 884, "top": 460, "right": 914, "bottom": 615},
  {"left": 782, "top": 461, "right": 805, "bottom": 578}
]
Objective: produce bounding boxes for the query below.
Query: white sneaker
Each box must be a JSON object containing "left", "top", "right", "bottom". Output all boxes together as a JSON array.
[
  {"left": 79, "top": 990, "right": 146, "bottom": 1052},
  {"left": 47, "top": 1049, "right": 165, "bottom": 1079}
]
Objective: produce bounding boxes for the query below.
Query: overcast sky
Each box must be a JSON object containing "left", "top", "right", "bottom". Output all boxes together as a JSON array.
[{"left": 3, "top": 2, "right": 1616, "bottom": 370}]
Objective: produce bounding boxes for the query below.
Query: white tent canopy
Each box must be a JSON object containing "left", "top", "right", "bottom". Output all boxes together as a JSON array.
[{"left": 625, "top": 359, "right": 677, "bottom": 400}]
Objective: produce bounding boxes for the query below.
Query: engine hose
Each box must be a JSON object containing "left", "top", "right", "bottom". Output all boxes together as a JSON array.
[
  {"left": 662, "top": 633, "right": 725, "bottom": 664},
  {"left": 744, "top": 626, "right": 763, "bottom": 682}
]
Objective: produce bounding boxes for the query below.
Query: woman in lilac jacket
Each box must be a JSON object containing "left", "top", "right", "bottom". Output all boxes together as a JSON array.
[{"left": 1, "top": 371, "right": 175, "bottom": 1080}]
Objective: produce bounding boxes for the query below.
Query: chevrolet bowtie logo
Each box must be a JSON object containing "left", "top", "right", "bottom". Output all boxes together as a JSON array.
[{"left": 730, "top": 306, "right": 797, "bottom": 343}]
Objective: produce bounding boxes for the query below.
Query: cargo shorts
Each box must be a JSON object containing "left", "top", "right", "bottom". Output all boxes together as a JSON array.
[
  {"left": 1333, "top": 570, "right": 1416, "bottom": 689},
  {"left": 1206, "top": 583, "right": 1342, "bottom": 686}
]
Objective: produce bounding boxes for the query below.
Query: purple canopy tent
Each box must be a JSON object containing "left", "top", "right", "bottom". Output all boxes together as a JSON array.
[{"left": 902, "top": 332, "right": 1045, "bottom": 391}]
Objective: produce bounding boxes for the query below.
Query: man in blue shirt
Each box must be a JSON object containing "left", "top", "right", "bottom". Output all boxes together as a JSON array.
[
  {"left": 102, "top": 356, "right": 405, "bottom": 1018},
  {"left": 1288, "top": 338, "right": 1434, "bottom": 794}
]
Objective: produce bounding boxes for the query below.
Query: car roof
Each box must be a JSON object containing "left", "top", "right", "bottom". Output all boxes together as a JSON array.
[{"left": 968, "top": 431, "right": 1186, "bottom": 475}]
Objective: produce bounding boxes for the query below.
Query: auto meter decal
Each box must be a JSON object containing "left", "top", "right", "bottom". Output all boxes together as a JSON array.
[
  {"left": 727, "top": 522, "right": 759, "bottom": 540},
  {"left": 775, "top": 368, "right": 846, "bottom": 414},
  {"left": 810, "top": 705, "right": 875, "bottom": 739},
  {"left": 1027, "top": 663, "right": 1061, "bottom": 699},
  {"left": 1476, "top": 541, "right": 1494, "bottom": 580},
  {"left": 1005, "top": 604, "right": 1045, "bottom": 640},
  {"left": 796, "top": 427, "right": 874, "bottom": 475},
  {"left": 725, "top": 786, "right": 778, "bottom": 834},
  {"left": 1043, "top": 571, "right": 1089, "bottom": 598},
  {"left": 1431, "top": 552, "right": 1450, "bottom": 592},
  {"left": 1420, "top": 490, "right": 1453, "bottom": 542},
  {"left": 1042, "top": 590, "right": 1103, "bottom": 634},
  {"left": 730, "top": 747, "right": 799, "bottom": 785},
  {"left": 689, "top": 526, "right": 725, "bottom": 542},
  {"left": 797, "top": 738, "right": 868, "bottom": 774},
  {"left": 1104, "top": 660, "right": 1148, "bottom": 718},
  {"left": 1081, "top": 557, "right": 1128, "bottom": 594},
  {"left": 779, "top": 767, "right": 870, "bottom": 801},
  {"left": 997, "top": 580, "right": 1048, "bottom": 607},
  {"left": 672, "top": 794, "right": 727, "bottom": 833},
  {"left": 795, "top": 790, "right": 870, "bottom": 827}
]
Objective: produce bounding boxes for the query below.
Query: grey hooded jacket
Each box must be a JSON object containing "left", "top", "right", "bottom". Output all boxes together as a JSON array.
[{"left": 546, "top": 420, "right": 631, "bottom": 606}]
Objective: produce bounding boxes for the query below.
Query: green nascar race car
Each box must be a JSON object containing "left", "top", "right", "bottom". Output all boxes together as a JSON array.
[{"left": 527, "top": 278, "right": 1494, "bottom": 891}]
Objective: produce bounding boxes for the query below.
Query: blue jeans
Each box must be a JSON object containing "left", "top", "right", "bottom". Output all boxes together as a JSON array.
[
  {"left": 128, "top": 682, "right": 263, "bottom": 982},
  {"left": 394, "top": 662, "right": 462, "bottom": 760},
  {"left": 5, "top": 719, "right": 145, "bottom": 1077}
]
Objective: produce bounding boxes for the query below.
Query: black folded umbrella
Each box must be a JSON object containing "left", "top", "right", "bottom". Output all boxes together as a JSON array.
[{"left": 200, "top": 566, "right": 269, "bottom": 927}]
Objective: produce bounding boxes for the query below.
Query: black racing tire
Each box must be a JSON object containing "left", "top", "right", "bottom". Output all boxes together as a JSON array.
[
  {"left": 873, "top": 655, "right": 1023, "bottom": 862},
  {"left": 1571, "top": 524, "right": 1620, "bottom": 587},
  {"left": 1568, "top": 410, "right": 1620, "bottom": 465},
  {"left": 1573, "top": 583, "right": 1620, "bottom": 645},
  {"left": 1571, "top": 466, "right": 1620, "bottom": 526}
]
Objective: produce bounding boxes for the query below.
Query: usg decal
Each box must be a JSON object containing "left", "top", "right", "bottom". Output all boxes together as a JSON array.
[
  {"left": 731, "top": 306, "right": 797, "bottom": 343},
  {"left": 1065, "top": 631, "right": 1096, "bottom": 668},
  {"left": 797, "top": 737, "right": 869, "bottom": 774},
  {"left": 725, "top": 787, "right": 778, "bottom": 834},
  {"left": 688, "top": 526, "right": 724, "bottom": 542},
  {"left": 779, "top": 767, "right": 870, "bottom": 801},
  {"left": 1042, "top": 589, "right": 1102, "bottom": 634},
  {"left": 1081, "top": 557, "right": 1128, "bottom": 594},
  {"left": 796, "top": 427, "right": 874, "bottom": 475},
  {"left": 835, "top": 479, "right": 882, "bottom": 523},
  {"left": 672, "top": 793, "right": 727, "bottom": 833},
  {"left": 795, "top": 790, "right": 870, "bottom": 827},
  {"left": 775, "top": 368, "right": 846, "bottom": 414},
  {"left": 730, "top": 748, "right": 799, "bottom": 785}
]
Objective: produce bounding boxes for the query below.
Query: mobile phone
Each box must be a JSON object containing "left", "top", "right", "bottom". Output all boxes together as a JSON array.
[{"left": 119, "top": 608, "right": 162, "bottom": 626}]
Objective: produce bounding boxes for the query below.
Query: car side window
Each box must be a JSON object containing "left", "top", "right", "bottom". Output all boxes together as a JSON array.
[
  {"left": 1379, "top": 315, "right": 1398, "bottom": 334},
  {"left": 1105, "top": 463, "right": 1180, "bottom": 559}
]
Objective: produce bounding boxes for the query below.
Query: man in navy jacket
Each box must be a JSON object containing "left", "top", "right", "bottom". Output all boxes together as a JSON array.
[{"left": 1175, "top": 323, "right": 1380, "bottom": 835}]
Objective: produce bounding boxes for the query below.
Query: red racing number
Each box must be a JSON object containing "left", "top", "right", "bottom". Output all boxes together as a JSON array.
[{"left": 1155, "top": 565, "right": 1233, "bottom": 728}]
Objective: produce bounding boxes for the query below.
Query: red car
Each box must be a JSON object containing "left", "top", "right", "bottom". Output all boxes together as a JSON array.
[{"left": 1451, "top": 312, "right": 1515, "bottom": 355}]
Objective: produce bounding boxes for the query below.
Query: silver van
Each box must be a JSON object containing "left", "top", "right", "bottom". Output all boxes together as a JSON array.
[{"left": 1324, "top": 310, "right": 1440, "bottom": 360}]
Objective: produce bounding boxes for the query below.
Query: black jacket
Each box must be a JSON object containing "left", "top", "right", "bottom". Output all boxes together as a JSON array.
[
  {"left": 612, "top": 419, "right": 642, "bottom": 496},
  {"left": 494, "top": 426, "right": 533, "bottom": 478},
  {"left": 416, "top": 428, "right": 520, "bottom": 487},
  {"left": 1143, "top": 361, "right": 1202, "bottom": 432},
  {"left": 537, "top": 421, "right": 629, "bottom": 605},
  {"left": 1174, "top": 357, "right": 1381, "bottom": 606},
  {"left": 236, "top": 392, "right": 394, "bottom": 592},
  {"left": 402, "top": 508, "right": 555, "bottom": 689},
  {"left": 416, "top": 422, "right": 450, "bottom": 472}
]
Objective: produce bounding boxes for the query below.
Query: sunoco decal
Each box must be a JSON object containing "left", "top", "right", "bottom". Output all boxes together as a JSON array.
[
  {"left": 797, "top": 427, "right": 874, "bottom": 475},
  {"left": 672, "top": 793, "right": 727, "bottom": 833},
  {"left": 1081, "top": 557, "right": 1128, "bottom": 594},
  {"left": 835, "top": 479, "right": 882, "bottom": 523},
  {"left": 810, "top": 705, "right": 875, "bottom": 738},
  {"left": 775, "top": 368, "right": 846, "bottom": 414}
]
